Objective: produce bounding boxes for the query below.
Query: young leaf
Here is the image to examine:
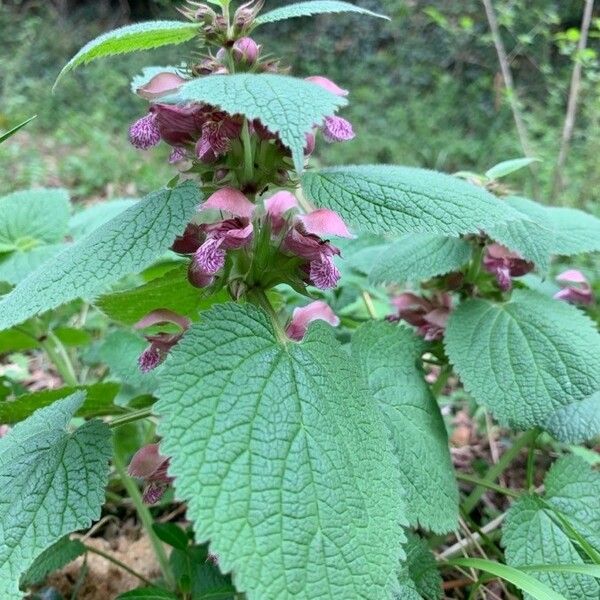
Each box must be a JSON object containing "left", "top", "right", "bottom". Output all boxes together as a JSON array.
[
  {"left": 398, "top": 533, "right": 443, "bottom": 600},
  {"left": 544, "top": 455, "right": 600, "bottom": 554},
  {"left": 156, "top": 303, "right": 406, "bottom": 600},
  {"left": 0, "top": 181, "right": 201, "bottom": 331},
  {"left": 449, "top": 558, "right": 569, "bottom": 600},
  {"left": 445, "top": 290, "right": 600, "bottom": 440},
  {"left": 97, "top": 265, "right": 226, "bottom": 325},
  {"left": 485, "top": 157, "right": 540, "bottom": 180},
  {"left": 368, "top": 234, "right": 472, "bottom": 284},
  {"left": 152, "top": 523, "right": 189, "bottom": 550},
  {"left": 55, "top": 21, "right": 200, "bottom": 87},
  {"left": 0, "top": 393, "right": 111, "bottom": 599},
  {"left": 301, "top": 166, "right": 522, "bottom": 236},
  {"left": 20, "top": 536, "right": 86, "bottom": 588},
  {"left": 0, "top": 382, "right": 123, "bottom": 424},
  {"left": 117, "top": 589, "right": 179, "bottom": 600},
  {"left": 0, "top": 115, "right": 37, "bottom": 144},
  {"left": 255, "top": 1, "right": 389, "bottom": 25},
  {"left": 352, "top": 322, "right": 458, "bottom": 533},
  {"left": 503, "top": 495, "right": 599, "bottom": 599},
  {"left": 161, "top": 74, "right": 347, "bottom": 172}
]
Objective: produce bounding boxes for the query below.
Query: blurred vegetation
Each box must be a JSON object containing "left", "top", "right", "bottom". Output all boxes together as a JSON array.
[{"left": 1, "top": 0, "right": 599, "bottom": 209}]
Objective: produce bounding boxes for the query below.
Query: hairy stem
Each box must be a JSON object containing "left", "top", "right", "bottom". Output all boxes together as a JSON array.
[
  {"left": 462, "top": 429, "right": 538, "bottom": 514},
  {"left": 112, "top": 452, "right": 175, "bottom": 589},
  {"left": 361, "top": 290, "right": 377, "bottom": 320},
  {"left": 108, "top": 407, "right": 154, "bottom": 429},
  {"left": 457, "top": 473, "right": 520, "bottom": 499},
  {"left": 247, "top": 288, "right": 287, "bottom": 344},
  {"left": 526, "top": 428, "right": 542, "bottom": 490},
  {"left": 40, "top": 331, "right": 78, "bottom": 386},
  {"left": 241, "top": 118, "right": 255, "bottom": 183},
  {"left": 85, "top": 545, "right": 154, "bottom": 586}
]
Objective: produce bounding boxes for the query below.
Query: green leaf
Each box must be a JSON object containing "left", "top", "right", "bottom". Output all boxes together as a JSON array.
[
  {"left": 485, "top": 157, "right": 540, "bottom": 180},
  {"left": 55, "top": 21, "right": 200, "bottom": 87},
  {"left": 0, "top": 382, "right": 123, "bottom": 424},
  {"left": 368, "top": 234, "right": 472, "bottom": 284},
  {"left": 301, "top": 166, "right": 521, "bottom": 236},
  {"left": 0, "top": 189, "right": 70, "bottom": 284},
  {"left": 0, "top": 115, "right": 37, "bottom": 144},
  {"left": 117, "top": 589, "right": 179, "bottom": 600},
  {"left": 398, "top": 532, "right": 443, "bottom": 600},
  {"left": 97, "top": 265, "right": 226, "bottom": 325},
  {"left": 352, "top": 322, "right": 458, "bottom": 533},
  {"left": 544, "top": 455, "right": 600, "bottom": 554},
  {"left": 156, "top": 303, "right": 406, "bottom": 600},
  {"left": 255, "top": 1, "right": 389, "bottom": 25},
  {"left": 20, "top": 536, "right": 86, "bottom": 588},
  {"left": 503, "top": 495, "right": 599, "bottom": 599},
  {"left": 152, "top": 523, "right": 188, "bottom": 550},
  {"left": 69, "top": 199, "right": 138, "bottom": 239},
  {"left": 0, "top": 393, "right": 111, "bottom": 599},
  {"left": 544, "top": 391, "right": 600, "bottom": 445},
  {"left": 0, "top": 327, "right": 90, "bottom": 354},
  {"left": 504, "top": 196, "right": 600, "bottom": 257},
  {"left": 0, "top": 181, "right": 201, "bottom": 331},
  {"left": 444, "top": 290, "right": 600, "bottom": 440},
  {"left": 162, "top": 74, "right": 347, "bottom": 172},
  {"left": 449, "top": 557, "right": 569, "bottom": 600}
]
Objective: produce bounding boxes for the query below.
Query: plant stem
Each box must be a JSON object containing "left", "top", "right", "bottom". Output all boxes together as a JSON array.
[
  {"left": 40, "top": 331, "right": 78, "bottom": 386},
  {"left": 431, "top": 365, "right": 451, "bottom": 397},
  {"left": 246, "top": 288, "right": 287, "bottom": 344},
  {"left": 85, "top": 545, "right": 154, "bottom": 587},
  {"left": 112, "top": 452, "right": 175, "bottom": 590},
  {"left": 108, "top": 407, "right": 154, "bottom": 429},
  {"left": 462, "top": 429, "right": 537, "bottom": 514},
  {"left": 457, "top": 473, "right": 520, "bottom": 499},
  {"left": 439, "top": 513, "right": 507, "bottom": 559},
  {"left": 361, "top": 290, "right": 377, "bottom": 320},
  {"left": 526, "top": 428, "right": 542, "bottom": 490},
  {"left": 241, "top": 118, "right": 254, "bottom": 183}
]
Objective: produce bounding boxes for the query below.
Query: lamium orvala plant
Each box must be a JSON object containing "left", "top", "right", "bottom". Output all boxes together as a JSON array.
[{"left": 2, "top": 2, "right": 600, "bottom": 599}]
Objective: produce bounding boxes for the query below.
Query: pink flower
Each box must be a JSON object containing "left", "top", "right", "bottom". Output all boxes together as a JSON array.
[
  {"left": 134, "top": 309, "right": 190, "bottom": 372},
  {"left": 202, "top": 187, "right": 256, "bottom": 219},
  {"left": 322, "top": 115, "right": 355, "bottom": 143},
  {"left": 128, "top": 444, "right": 173, "bottom": 504},
  {"left": 168, "top": 146, "right": 187, "bottom": 163},
  {"left": 286, "top": 301, "right": 340, "bottom": 341},
  {"left": 195, "top": 112, "right": 242, "bottom": 163},
  {"left": 128, "top": 113, "right": 161, "bottom": 150},
  {"left": 135, "top": 71, "right": 187, "bottom": 100},
  {"left": 305, "top": 76, "right": 349, "bottom": 97},
  {"left": 391, "top": 293, "right": 452, "bottom": 341},
  {"left": 298, "top": 208, "right": 353, "bottom": 238},
  {"left": 483, "top": 243, "right": 534, "bottom": 292},
  {"left": 232, "top": 37, "right": 260, "bottom": 64},
  {"left": 264, "top": 191, "right": 298, "bottom": 233},
  {"left": 554, "top": 269, "right": 594, "bottom": 305}
]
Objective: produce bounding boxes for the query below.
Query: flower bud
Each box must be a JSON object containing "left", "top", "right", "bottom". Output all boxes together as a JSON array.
[{"left": 233, "top": 37, "right": 260, "bottom": 64}]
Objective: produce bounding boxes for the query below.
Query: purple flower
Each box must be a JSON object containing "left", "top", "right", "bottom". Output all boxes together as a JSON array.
[
  {"left": 150, "top": 103, "right": 205, "bottom": 145},
  {"left": 307, "top": 257, "right": 341, "bottom": 290},
  {"left": 483, "top": 243, "right": 534, "bottom": 291},
  {"left": 128, "top": 444, "right": 173, "bottom": 504},
  {"left": 232, "top": 37, "right": 261, "bottom": 64},
  {"left": 391, "top": 293, "right": 452, "bottom": 341},
  {"left": 194, "top": 237, "right": 226, "bottom": 275},
  {"left": 286, "top": 301, "right": 340, "bottom": 341},
  {"left": 322, "top": 115, "right": 355, "bottom": 143},
  {"left": 128, "top": 113, "right": 161, "bottom": 150},
  {"left": 134, "top": 309, "right": 190, "bottom": 372},
  {"left": 171, "top": 223, "right": 205, "bottom": 254},
  {"left": 195, "top": 113, "right": 242, "bottom": 163},
  {"left": 168, "top": 146, "right": 187, "bottom": 163},
  {"left": 554, "top": 269, "right": 594, "bottom": 305}
]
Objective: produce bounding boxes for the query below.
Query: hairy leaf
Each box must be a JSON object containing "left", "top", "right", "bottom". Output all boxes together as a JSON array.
[
  {"left": 255, "top": 1, "right": 389, "bottom": 25},
  {"left": 0, "top": 115, "right": 37, "bottom": 144},
  {"left": 503, "top": 495, "right": 599, "bottom": 599},
  {"left": 0, "top": 383, "right": 123, "bottom": 424},
  {"left": 0, "top": 393, "right": 111, "bottom": 599},
  {"left": 162, "top": 74, "right": 347, "bottom": 172},
  {"left": 544, "top": 455, "right": 600, "bottom": 554},
  {"left": 69, "top": 199, "right": 137, "bottom": 239},
  {"left": 544, "top": 391, "right": 600, "bottom": 445},
  {"left": 20, "top": 536, "right": 86, "bottom": 588},
  {"left": 55, "top": 21, "right": 199, "bottom": 86},
  {"left": 0, "top": 181, "right": 201, "bottom": 331},
  {"left": 398, "top": 533, "right": 443, "bottom": 600},
  {"left": 156, "top": 303, "right": 406, "bottom": 600},
  {"left": 445, "top": 290, "right": 600, "bottom": 439},
  {"left": 352, "top": 322, "right": 458, "bottom": 532},
  {"left": 369, "top": 234, "right": 472, "bottom": 284},
  {"left": 97, "top": 265, "right": 226, "bottom": 325},
  {"left": 302, "top": 166, "right": 521, "bottom": 236}
]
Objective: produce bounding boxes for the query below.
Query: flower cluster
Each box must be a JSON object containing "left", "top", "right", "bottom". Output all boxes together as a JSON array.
[
  {"left": 483, "top": 243, "right": 533, "bottom": 291},
  {"left": 390, "top": 292, "right": 452, "bottom": 341}
]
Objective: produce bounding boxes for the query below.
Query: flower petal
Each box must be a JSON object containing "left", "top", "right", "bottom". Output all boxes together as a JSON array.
[
  {"left": 298, "top": 208, "right": 353, "bottom": 238},
  {"left": 286, "top": 300, "right": 340, "bottom": 341},
  {"left": 133, "top": 309, "right": 191, "bottom": 332},
  {"left": 305, "top": 76, "right": 349, "bottom": 97},
  {"left": 202, "top": 187, "right": 256, "bottom": 218},
  {"left": 136, "top": 71, "right": 187, "bottom": 100},
  {"left": 556, "top": 269, "right": 589, "bottom": 285},
  {"left": 128, "top": 444, "right": 166, "bottom": 478}
]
